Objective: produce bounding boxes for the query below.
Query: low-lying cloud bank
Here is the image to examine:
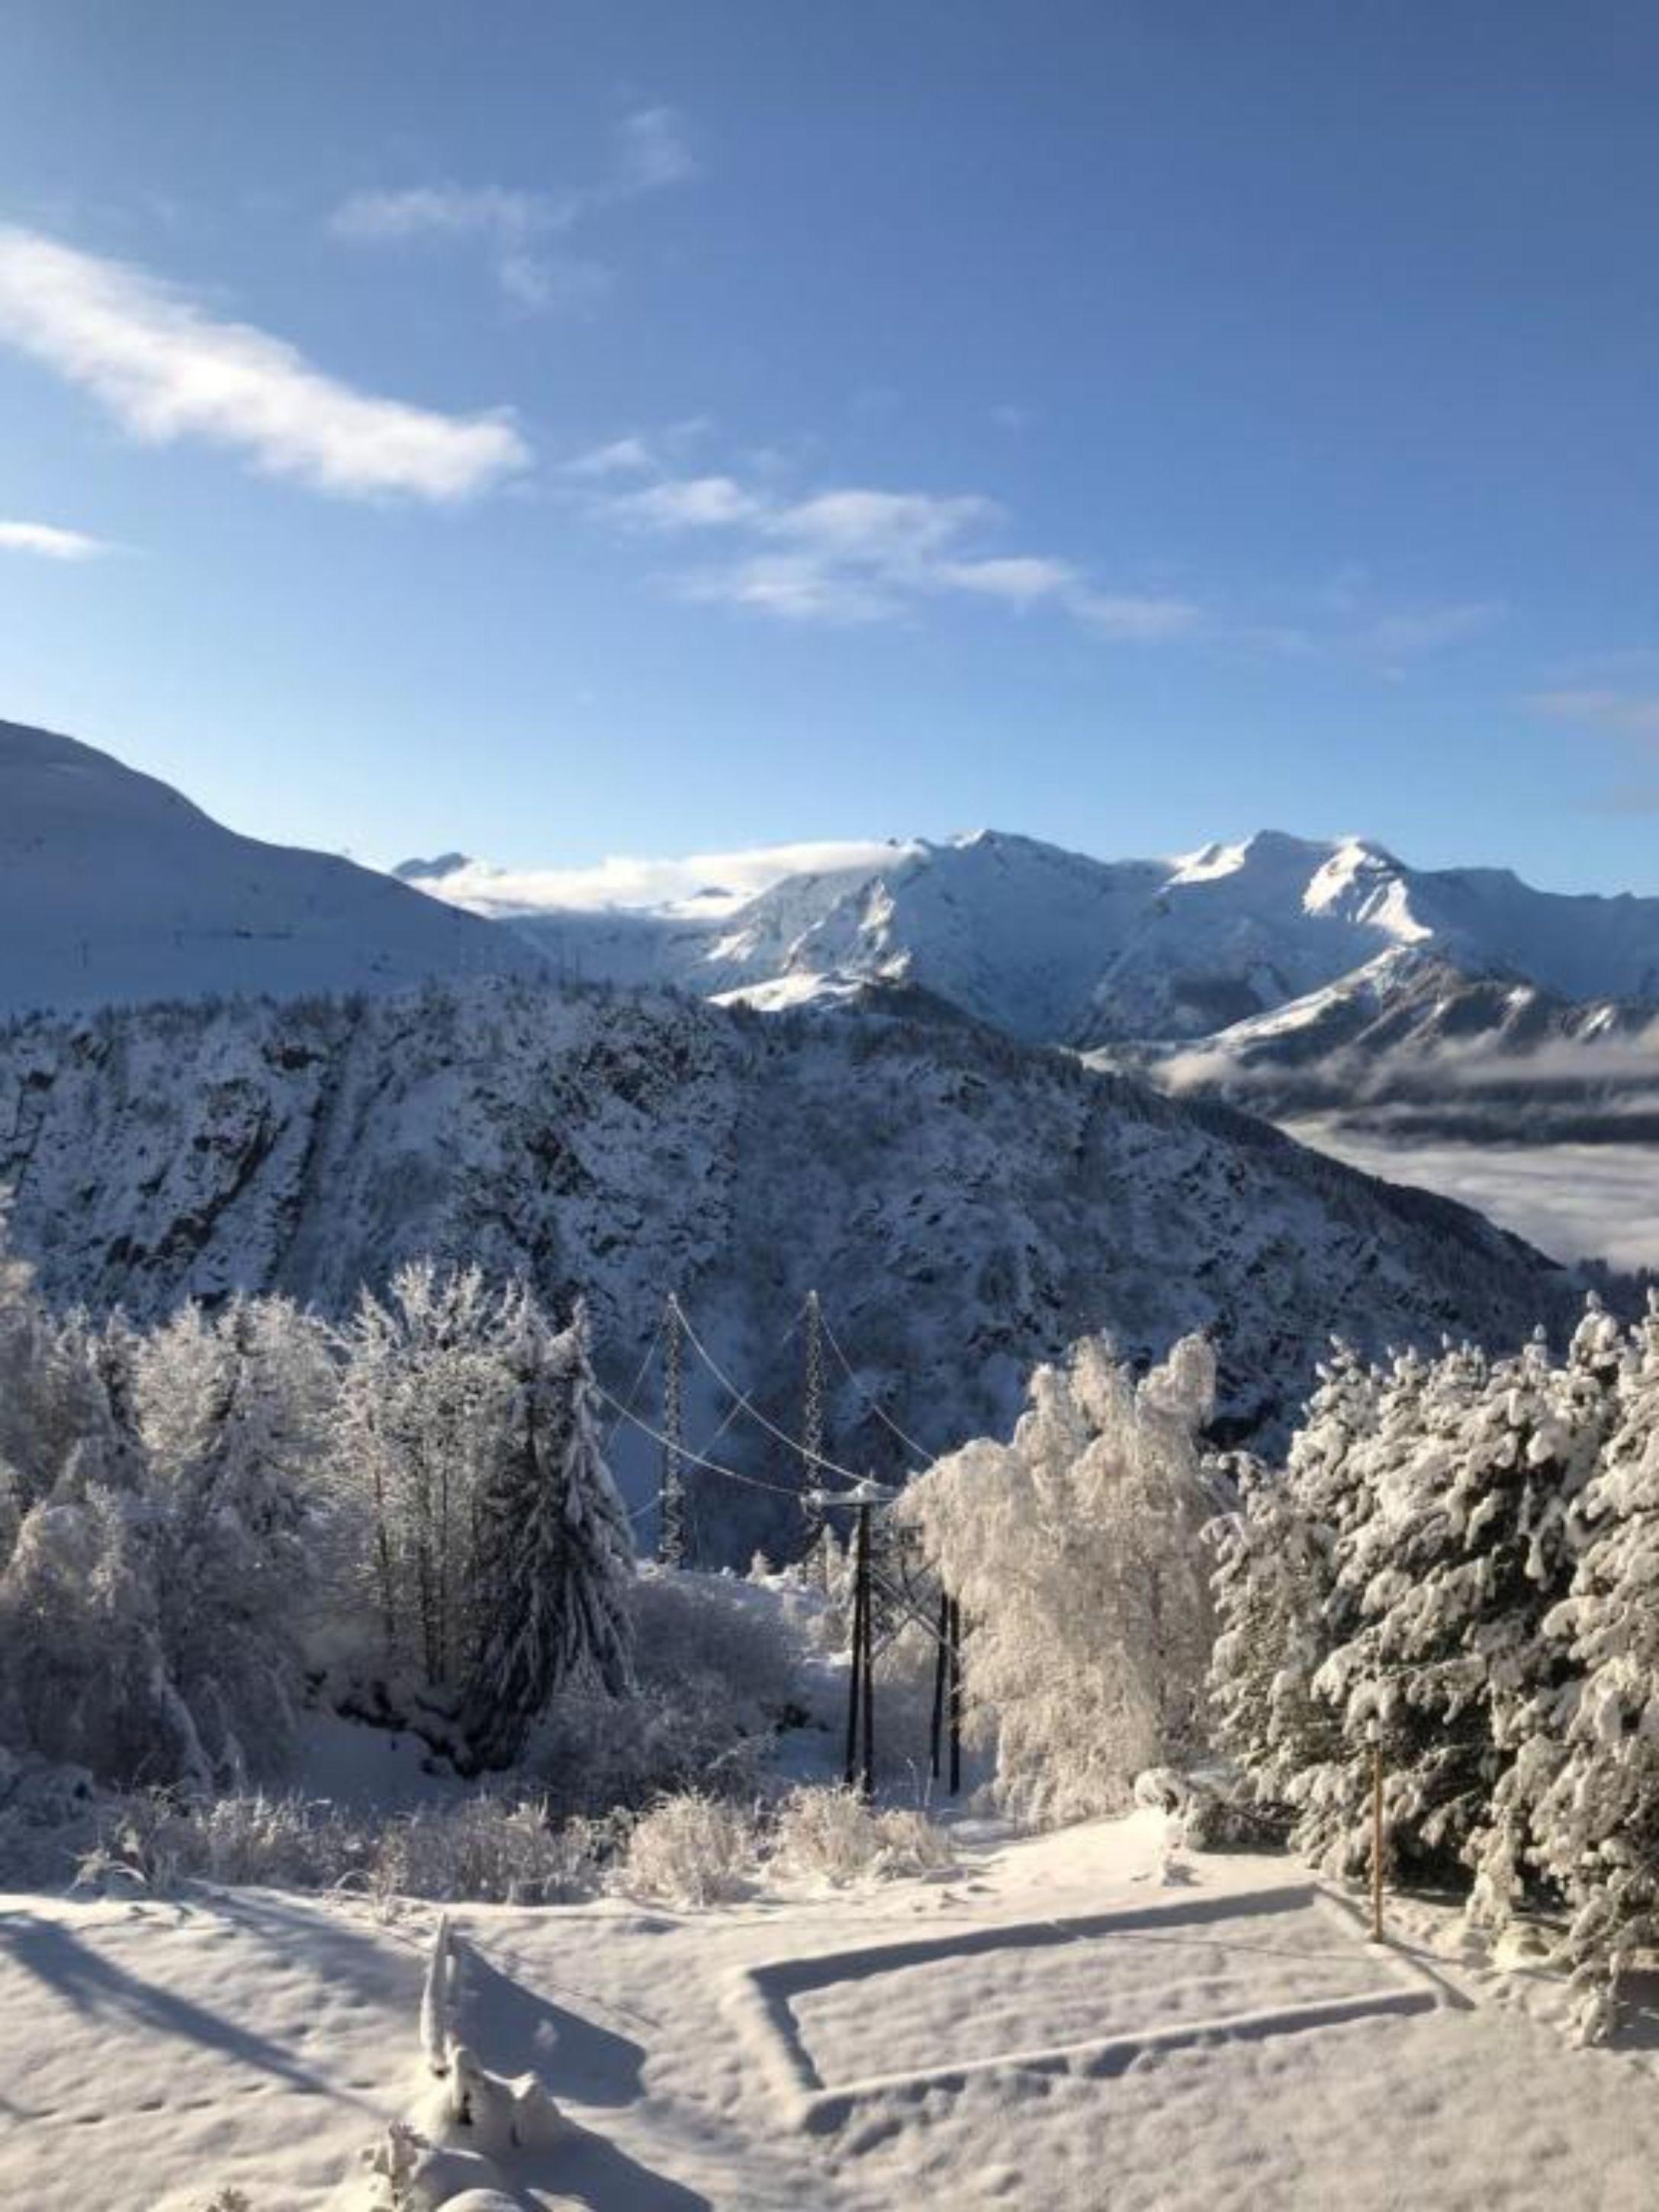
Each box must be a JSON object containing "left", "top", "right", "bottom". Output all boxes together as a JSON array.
[{"left": 1287, "top": 1119, "right": 1659, "bottom": 1273}]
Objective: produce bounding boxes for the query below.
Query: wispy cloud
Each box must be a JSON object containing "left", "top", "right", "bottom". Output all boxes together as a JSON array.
[
  {"left": 590, "top": 460, "right": 1192, "bottom": 635},
  {"left": 0, "top": 519, "right": 110, "bottom": 560},
  {"left": 561, "top": 435, "right": 657, "bottom": 479},
  {"left": 1362, "top": 600, "right": 1504, "bottom": 657},
  {"left": 329, "top": 106, "right": 697, "bottom": 310},
  {"left": 0, "top": 225, "right": 529, "bottom": 500},
  {"left": 404, "top": 838, "right": 908, "bottom": 917},
  {"left": 1526, "top": 686, "right": 1659, "bottom": 740}
]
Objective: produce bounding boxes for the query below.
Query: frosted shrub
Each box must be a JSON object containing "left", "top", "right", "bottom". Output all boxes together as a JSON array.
[
  {"left": 69, "top": 1788, "right": 607, "bottom": 1904},
  {"left": 770, "top": 1785, "right": 954, "bottom": 1887},
  {"left": 374, "top": 1796, "right": 605, "bottom": 1905},
  {"left": 614, "top": 1792, "right": 755, "bottom": 1907},
  {"left": 528, "top": 1567, "right": 812, "bottom": 1815}
]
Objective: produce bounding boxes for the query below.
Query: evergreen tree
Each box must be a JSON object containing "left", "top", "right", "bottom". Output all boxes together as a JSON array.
[
  {"left": 1533, "top": 1293, "right": 1659, "bottom": 2038},
  {"left": 465, "top": 1298, "right": 635, "bottom": 1770}
]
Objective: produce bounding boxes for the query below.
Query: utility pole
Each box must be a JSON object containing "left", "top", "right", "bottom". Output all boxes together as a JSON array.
[
  {"left": 930, "top": 1590, "right": 949, "bottom": 1787},
  {"left": 947, "top": 1595, "right": 963, "bottom": 1799},
  {"left": 812, "top": 1477, "right": 893, "bottom": 1800},
  {"left": 1368, "top": 1713, "right": 1386, "bottom": 1944},
  {"left": 658, "top": 1293, "right": 686, "bottom": 1568}
]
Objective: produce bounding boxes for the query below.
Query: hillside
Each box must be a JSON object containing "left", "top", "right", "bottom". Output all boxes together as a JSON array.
[
  {"left": 0, "top": 719, "right": 542, "bottom": 1017},
  {"left": 0, "top": 976, "right": 1572, "bottom": 1548}
]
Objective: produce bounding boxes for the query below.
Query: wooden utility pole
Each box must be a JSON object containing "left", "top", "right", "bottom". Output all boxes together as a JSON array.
[
  {"left": 1368, "top": 1715, "right": 1386, "bottom": 1943},
  {"left": 844, "top": 1512, "right": 866, "bottom": 1789},
  {"left": 947, "top": 1595, "right": 963, "bottom": 1799},
  {"left": 929, "top": 1590, "right": 949, "bottom": 1785}
]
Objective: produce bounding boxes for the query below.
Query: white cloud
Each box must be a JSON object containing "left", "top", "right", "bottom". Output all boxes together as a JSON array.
[
  {"left": 561, "top": 435, "right": 657, "bottom": 478},
  {"left": 408, "top": 838, "right": 908, "bottom": 917},
  {"left": 590, "top": 460, "right": 1218, "bottom": 639},
  {"left": 329, "top": 106, "right": 696, "bottom": 310},
  {"left": 590, "top": 461, "right": 1184, "bottom": 634},
  {"left": 0, "top": 519, "right": 110, "bottom": 560},
  {"left": 937, "top": 555, "right": 1078, "bottom": 604},
  {"left": 612, "top": 474, "right": 765, "bottom": 529},
  {"left": 0, "top": 225, "right": 529, "bottom": 500}
]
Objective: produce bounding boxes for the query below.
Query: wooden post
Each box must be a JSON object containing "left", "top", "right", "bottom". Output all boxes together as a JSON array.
[
  {"left": 929, "top": 1590, "right": 949, "bottom": 1784},
  {"left": 1368, "top": 1717, "right": 1385, "bottom": 1944}
]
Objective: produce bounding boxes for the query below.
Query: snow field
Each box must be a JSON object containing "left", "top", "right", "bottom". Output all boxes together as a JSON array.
[{"left": 4, "top": 1809, "right": 1659, "bottom": 2210}]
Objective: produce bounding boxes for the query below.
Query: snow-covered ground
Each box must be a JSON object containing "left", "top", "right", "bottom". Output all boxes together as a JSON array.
[{"left": 4, "top": 1809, "right": 1656, "bottom": 2211}]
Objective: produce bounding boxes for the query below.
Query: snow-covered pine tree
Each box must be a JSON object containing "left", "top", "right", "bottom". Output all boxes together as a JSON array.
[
  {"left": 1297, "top": 1341, "right": 1487, "bottom": 1876},
  {"left": 1208, "top": 1342, "right": 1381, "bottom": 1827},
  {"left": 1207, "top": 1451, "right": 1342, "bottom": 1830},
  {"left": 1307, "top": 1321, "right": 1613, "bottom": 1889},
  {"left": 465, "top": 1297, "right": 635, "bottom": 1770},
  {"left": 1464, "top": 1300, "right": 1625, "bottom": 1927},
  {"left": 1532, "top": 1292, "right": 1659, "bottom": 2038}
]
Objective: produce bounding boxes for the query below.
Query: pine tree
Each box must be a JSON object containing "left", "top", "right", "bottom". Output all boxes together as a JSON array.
[
  {"left": 465, "top": 1298, "right": 635, "bottom": 1770},
  {"left": 1532, "top": 1293, "right": 1659, "bottom": 2037}
]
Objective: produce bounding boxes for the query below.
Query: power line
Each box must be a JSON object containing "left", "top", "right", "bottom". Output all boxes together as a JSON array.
[
  {"left": 817, "top": 1304, "right": 934, "bottom": 1469},
  {"left": 590, "top": 1379, "right": 850, "bottom": 1503},
  {"left": 671, "top": 1301, "right": 876, "bottom": 1487}
]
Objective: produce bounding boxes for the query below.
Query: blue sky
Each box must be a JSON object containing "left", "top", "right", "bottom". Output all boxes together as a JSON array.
[{"left": 3, "top": 1, "right": 1659, "bottom": 893}]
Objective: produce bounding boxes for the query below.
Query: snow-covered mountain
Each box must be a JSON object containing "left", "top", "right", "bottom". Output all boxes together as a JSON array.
[
  {"left": 1149, "top": 948, "right": 1659, "bottom": 1143},
  {"left": 407, "top": 828, "right": 1659, "bottom": 1151},
  {"left": 0, "top": 974, "right": 1574, "bottom": 1549},
  {"left": 410, "top": 825, "right": 1659, "bottom": 1049},
  {"left": 0, "top": 719, "right": 543, "bottom": 1017}
]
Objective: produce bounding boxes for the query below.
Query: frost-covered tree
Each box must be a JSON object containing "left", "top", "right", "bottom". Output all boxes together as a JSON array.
[
  {"left": 466, "top": 1299, "right": 635, "bottom": 1769},
  {"left": 335, "top": 1262, "right": 513, "bottom": 1677},
  {"left": 901, "top": 1333, "right": 1220, "bottom": 1827},
  {"left": 1301, "top": 1320, "right": 1615, "bottom": 1886},
  {"left": 137, "top": 1294, "right": 336, "bottom": 1783},
  {"left": 1532, "top": 1294, "right": 1659, "bottom": 2037},
  {"left": 1207, "top": 1343, "right": 1381, "bottom": 1825}
]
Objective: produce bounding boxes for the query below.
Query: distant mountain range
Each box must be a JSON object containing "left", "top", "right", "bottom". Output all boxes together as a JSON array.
[{"left": 405, "top": 827, "right": 1659, "bottom": 1140}]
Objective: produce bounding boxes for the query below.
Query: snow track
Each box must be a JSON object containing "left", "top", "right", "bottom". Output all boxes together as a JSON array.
[
  {"left": 737, "top": 1883, "right": 1445, "bottom": 2122},
  {"left": 4, "top": 1816, "right": 1659, "bottom": 2208}
]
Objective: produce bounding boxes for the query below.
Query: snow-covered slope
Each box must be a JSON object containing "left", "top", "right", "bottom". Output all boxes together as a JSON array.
[
  {"left": 0, "top": 976, "right": 1571, "bottom": 1548},
  {"left": 8, "top": 1811, "right": 1659, "bottom": 2212},
  {"left": 0, "top": 720, "right": 543, "bottom": 1017}
]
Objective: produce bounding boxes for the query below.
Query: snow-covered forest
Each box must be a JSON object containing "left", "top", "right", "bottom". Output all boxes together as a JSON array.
[
  {"left": 5, "top": 1188, "right": 1659, "bottom": 2204},
  {"left": 1210, "top": 1296, "right": 1659, "bottom": 2040}
]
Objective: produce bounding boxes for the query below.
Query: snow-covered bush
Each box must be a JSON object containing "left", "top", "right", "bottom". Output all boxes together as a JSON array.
[
  {"left": 613, "top": 1791, "right": 756, "bottom": 1907},
  {"left": 372, "top": 1796, "right": 608, "bottom": 1905},
  {"left": 526, "top": 1566, "right": 812, "bottom": 1815},
  {"left": 901, "top": 1332, "right": 1223, "bottom": 1827},
  {"left": 768, "top": 1784, "right": 953, "bottom": 1886}
]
